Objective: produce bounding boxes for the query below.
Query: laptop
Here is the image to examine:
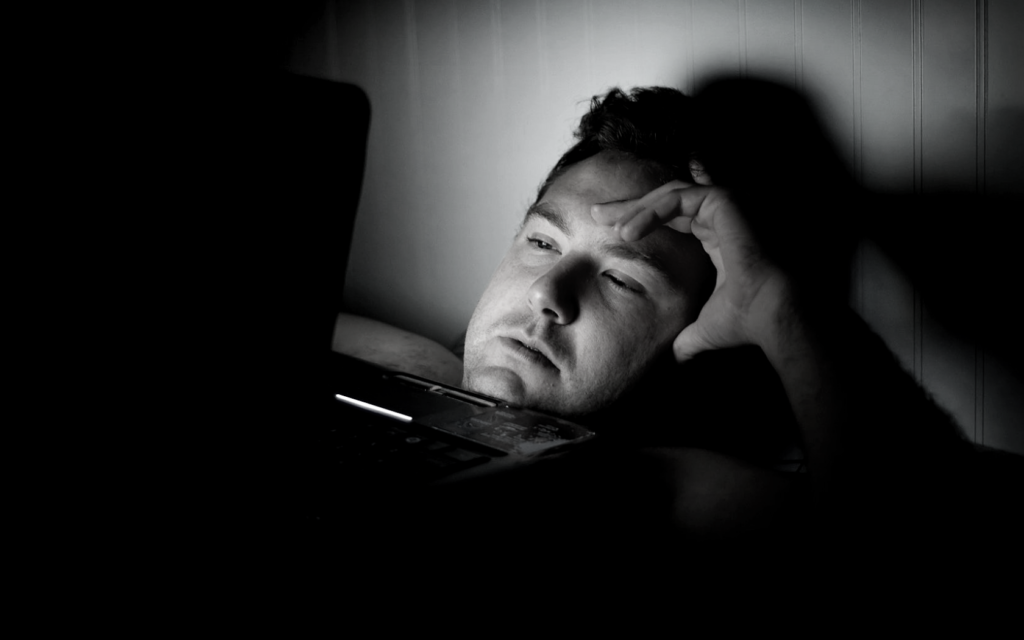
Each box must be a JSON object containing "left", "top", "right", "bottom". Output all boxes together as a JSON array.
[{"left": 299, "top": 351, "right": 600, "bottom": 522}]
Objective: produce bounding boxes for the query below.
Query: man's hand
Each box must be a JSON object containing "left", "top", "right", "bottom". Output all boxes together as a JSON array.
[{"left": 591, "top": 181, "right": 793, "bottom": 361}]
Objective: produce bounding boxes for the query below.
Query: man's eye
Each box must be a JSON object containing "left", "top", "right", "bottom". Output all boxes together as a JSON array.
[
  {"left": 528, "top": 237, "right": 557, "bottom": 252},
  {"left": 604, "top": 272, "right": 641, "bottom": 294}
]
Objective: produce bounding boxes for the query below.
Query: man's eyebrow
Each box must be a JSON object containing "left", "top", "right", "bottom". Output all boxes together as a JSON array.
[
  {"left": 603, "top": 243, "right": 675, "bottom": 284},
  {"left": 524, "top": 202, "right": 572, "bottom": 236}
]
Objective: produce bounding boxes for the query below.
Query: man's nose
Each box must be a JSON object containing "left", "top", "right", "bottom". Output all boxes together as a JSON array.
[{"left": 527, "top": 261, "right": 580, "bottom": 324}]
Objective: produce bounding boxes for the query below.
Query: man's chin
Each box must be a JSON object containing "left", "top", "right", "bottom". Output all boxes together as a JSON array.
[
  {"left": 463, "top": 366, "right": 530, "bottom": 405},
  {"left": 464, "top": 365, "right": 585, "bottom": 417}
]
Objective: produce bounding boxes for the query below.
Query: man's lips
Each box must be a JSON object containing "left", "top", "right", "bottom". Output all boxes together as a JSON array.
[{"left": 499, "top": 335, "right": 560, "bottom": 371}]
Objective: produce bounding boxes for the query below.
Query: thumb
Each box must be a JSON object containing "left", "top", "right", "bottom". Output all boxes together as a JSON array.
[{"left": 672, "top": 322, "right": 714, "bottom": 363}]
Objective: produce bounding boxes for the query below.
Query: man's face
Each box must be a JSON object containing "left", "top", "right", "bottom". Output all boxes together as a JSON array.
[{"left": 462, "top": 151, "right": 712, "bottom": 417}]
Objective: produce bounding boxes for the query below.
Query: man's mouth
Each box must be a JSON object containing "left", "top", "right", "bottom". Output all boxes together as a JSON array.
[{"left": 502, "top": 336, "right": 559, "bottom": 371}]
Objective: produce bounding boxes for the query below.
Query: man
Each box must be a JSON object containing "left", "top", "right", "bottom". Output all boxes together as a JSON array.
[
  {"left": 448, "top": 87, "right": 804, "bottom": 534},
  {"left": 462, "top": 85, "right": 839, "bottom": 427},
  {"left": 339, "top": 83, "right": 1014, "bottom": 559},
  {"left": 456, "top": 85, "right": 1009, "bottom": 544},
  {"left": 325, "top": 84, "right": 1023, "bottom": 610}
]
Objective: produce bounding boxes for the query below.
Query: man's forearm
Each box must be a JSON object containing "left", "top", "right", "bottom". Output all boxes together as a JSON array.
[
  {"left": 753, "top": 290, "right": 971, "bottom": 506},
  {"left": 753, "top": 293, "right": 851, "bottom": 499}
]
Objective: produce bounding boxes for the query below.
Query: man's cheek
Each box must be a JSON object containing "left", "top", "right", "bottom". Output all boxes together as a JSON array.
[{"left": 594, "top": 340, "right": 650, "bottom": 380}]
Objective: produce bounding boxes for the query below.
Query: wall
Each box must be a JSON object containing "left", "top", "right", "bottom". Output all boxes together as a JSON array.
[{"left": 272, "top": 0, "right": 1023, "bottom": 454}]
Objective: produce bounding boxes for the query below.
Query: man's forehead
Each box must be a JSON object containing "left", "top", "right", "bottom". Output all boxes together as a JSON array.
[
  {"left": 529, "top": 153, "right": 658, "bottom": 230},
  {"left": 552, "top": 151, "right": 660, "bottom": 202}
]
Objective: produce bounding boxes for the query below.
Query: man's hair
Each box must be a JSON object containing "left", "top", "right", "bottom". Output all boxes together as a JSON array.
[
  {"left": 545, "top": 81, "right": 859, "bottom": 300},
  {"left": 537, "top": 87, "right": 699, "bottom": 199}
]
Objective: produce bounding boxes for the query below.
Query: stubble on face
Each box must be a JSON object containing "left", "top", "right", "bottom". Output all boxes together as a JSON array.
[{"left": 462, "top": 152, "right": 710, "bottom": 417}]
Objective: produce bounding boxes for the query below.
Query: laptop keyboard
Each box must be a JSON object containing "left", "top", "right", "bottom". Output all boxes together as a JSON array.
[{"left": 321, "top": 411, "right": 494, "bottom": 485}]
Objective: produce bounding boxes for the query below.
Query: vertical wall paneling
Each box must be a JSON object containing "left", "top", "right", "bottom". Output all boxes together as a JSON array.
[
  {"left": 539, "top": 0, "right": 597, "bottom": 137},
  {"left": 794, "top": 0, "right": 805, "bottom": 91},
  {"left": 490, "top": 0, "right": 506, "bottom": 117},
  {"left": 739, "top": 0, "right": 748, "bottom": 77},
  {"left": 911, "top": 0, "right": 923, "bottom": 384},
  {"left": 860, "top": 0, "right": 915, "bottom": 193},
  {"left": 405, "top": 0, "right": 423, "bottom": 195},
  {"left": 688, "top": 0, "right": 696, "bottom": 95},
  {"left": 448, "top": 0, "right": 525, "bottom": 340},
  {"left": 982, "top": 0, "right": 1024, "bottom": 452},
  {"left": 920, "top": 310, "right": 981, "bottom": 442},
  {"left": 811, "top": 3, "right": 911, "bottom": 381},
  {"left": 918, "top": 0, "right": 983, "bottom": 437},
  {"left": 585, "top": 0, "right": 595, "bottom": 91},
  {"left": 588, "top": 0, "right": 643, "bottom": 90},
  {"left": 743, "top": 0, "right": 799, "bottom": 87},
  {"left": 799, "top": 0, "right": 856, "bottom": 172},
  {"left": 912, "top": 0, "right": 922, "bottom": 194},
  {"left": 335, "top": 1, "right": 374, "bottom": 315},
  {"left": 974, "top": 0, "right": 987, "bottom": 443},
  {"left": 497, "top": 0, "right": 562, "bottom": 289},
  {"left": 858, "top": 241, "right": 918, "bottom": 377},
  {"left": 632, "top": 0, "right": 696, "bottom": 90},
  {"left": 846, "top": 0, "right": 862, "bottom": 321},
  {"left": 921, "top": 0, "right": 978, "bottom": 195},
  {"left": 536, "top": 0, "right": 549, "bottom": 98},
  {"left": 975, "top": 0, "right": 987, "bottom": 197},
  {"left": 343, "top": 0, "right": 420, "bottom": 324},
  {"left": 985, "top": 0, "right": 1024, "bottom": 197},
  {"left": 410, "top": 0, "right": 462, "bottom": 336},
  {"left": 398, "top": 0, "right": 429, "bottom": 317},
  {"left": 530, "top": 0, "right": 583, "bottom": 167},
  {"left": 496, "top": 1, "right": 543, "bottom": 171},
  {"left": 691, "top": 0, "right": 742, "bottom": 88},
  {"left": 852, "top": 0, "right": 863, "bottom": 184}
]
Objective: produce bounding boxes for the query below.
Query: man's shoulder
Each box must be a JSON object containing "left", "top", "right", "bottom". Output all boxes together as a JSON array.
[{"left": 332, "top": 313, "right": 463, "bottom": 385}]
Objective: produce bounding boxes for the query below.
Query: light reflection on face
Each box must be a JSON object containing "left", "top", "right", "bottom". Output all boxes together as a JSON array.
[{"left": 462, "top": 151, "right": 712, "bottom": 417}]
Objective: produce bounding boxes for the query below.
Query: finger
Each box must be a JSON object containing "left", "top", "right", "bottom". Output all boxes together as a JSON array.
[
  {"left": 590, "top": 199, "right": 642, "bottom": 226},
  {"left": 617, "top": 191, "right": 686, "bottom": 240},
  {"left": 590, "top": 179, "right": 693, "bottom": 227},
  {"left": 619, "top": 185, "right": 715, "bottom": 241}
]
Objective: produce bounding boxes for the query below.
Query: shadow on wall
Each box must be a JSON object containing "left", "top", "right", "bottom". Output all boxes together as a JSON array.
[{"left": 680, "top": 76, "right": 1024, "bottom": 450}]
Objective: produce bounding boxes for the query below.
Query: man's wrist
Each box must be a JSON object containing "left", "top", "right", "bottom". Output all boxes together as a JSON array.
[
  {"left": 743, "top": 274, "right": 807, "bottom": 355},
  {"left": 746, "top": 276, "right": 851, "bottom": 370}
]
